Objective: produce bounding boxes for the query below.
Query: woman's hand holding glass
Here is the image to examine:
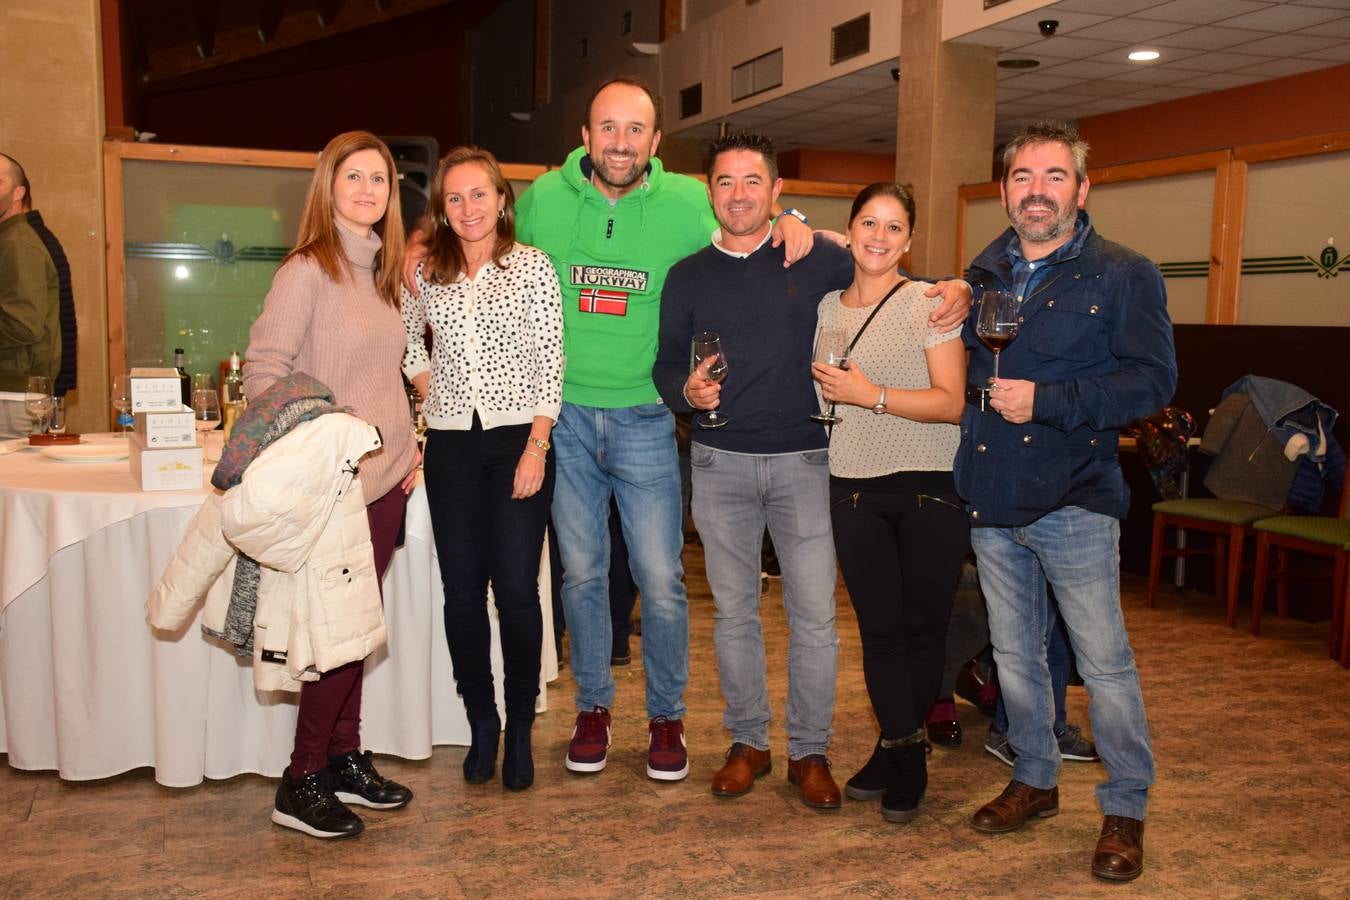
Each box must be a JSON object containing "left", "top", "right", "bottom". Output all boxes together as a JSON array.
[{"left": 811, "top": 356, "right": 877, "bottom": 410}]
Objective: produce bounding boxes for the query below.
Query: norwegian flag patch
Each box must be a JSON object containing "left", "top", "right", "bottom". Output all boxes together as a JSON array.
[{"left": 578, "top": 288, "right": 629, "bottom": 316}]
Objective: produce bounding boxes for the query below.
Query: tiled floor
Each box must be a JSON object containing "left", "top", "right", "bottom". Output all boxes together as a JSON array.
[{"left": 3, "top": 542, "right": 1349, "bottom": 898}]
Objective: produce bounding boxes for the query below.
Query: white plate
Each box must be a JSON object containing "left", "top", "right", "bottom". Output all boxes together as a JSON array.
[
  {"left": 39, "top": 443, "right": 130, "bottom": 463},
  {"left": 0, "top": 438, "right": 23, "bottom": 456}
]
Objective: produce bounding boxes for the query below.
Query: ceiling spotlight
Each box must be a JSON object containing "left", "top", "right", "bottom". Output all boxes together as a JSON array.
[{"left": 1128, "top": 50, "right": 1160, "bottom": 62}]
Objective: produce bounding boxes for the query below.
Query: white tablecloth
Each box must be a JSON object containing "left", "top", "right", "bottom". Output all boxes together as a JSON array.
[{"left": 0, "top": 436, "right": 556, "bottom": 786}]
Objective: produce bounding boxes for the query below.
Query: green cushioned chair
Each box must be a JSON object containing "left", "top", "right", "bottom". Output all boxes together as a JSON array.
[
  {"left": 1251, "top": 478, "right": 1350, "bottom": 667},
  {"left": 1148, "top": 498, "right": 1283, "bottom": 628}
]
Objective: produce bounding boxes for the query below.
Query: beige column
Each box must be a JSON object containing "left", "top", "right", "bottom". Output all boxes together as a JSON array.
[
  {"left": 897, "top": 0, "right": 996, "bottom": 278},
  {"left": 0, "top": 0, "right": 108, "bottom": 432}
]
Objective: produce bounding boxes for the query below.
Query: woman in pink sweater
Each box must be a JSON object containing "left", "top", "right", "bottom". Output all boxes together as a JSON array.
[{"left": 244, "top": 131, "right": 419, "bottom": 839}]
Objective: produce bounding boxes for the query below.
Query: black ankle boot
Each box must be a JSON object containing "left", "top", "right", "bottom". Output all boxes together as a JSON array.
[
  {"left": 844, "top": 737, "right": 890, "bottom": 801},
  {"left": 501, "top": 717, "right": 535, "bottom": 792},
  {"left": 880, "top": 737, "right": 929, "bottom": 824},
  {"left": 463, "top": 714, "right": 501, "bottom": 784}
]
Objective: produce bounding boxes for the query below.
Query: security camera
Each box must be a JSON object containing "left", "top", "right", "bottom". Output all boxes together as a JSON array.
[
  {"left": 890, "top": 67, "right": 899, "bottom": 82},
  {"left": 1038, "top": 19, "right": 1059, "bottom": 37}
]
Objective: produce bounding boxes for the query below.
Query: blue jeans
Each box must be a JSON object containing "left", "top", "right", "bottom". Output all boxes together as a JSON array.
[
  {"left": 992, "top": 612, "right": 1071, "bottom": 735},
  {"left": 971, "top": 506, "right": 1154, "bottom": 820},
  {"left": 691, "top": 444, "right": 838, "bottom": 759},
  {"left": 552, "top": 401, "right": 688, "bottom": 718}
]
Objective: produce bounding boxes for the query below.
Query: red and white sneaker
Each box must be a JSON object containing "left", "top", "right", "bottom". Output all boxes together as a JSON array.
[
  {"left": 647, "top": 716, "right": 689, "bottom": 781},
  {"left": 565, "top": 706, "right": 612, "bottom": 773}
]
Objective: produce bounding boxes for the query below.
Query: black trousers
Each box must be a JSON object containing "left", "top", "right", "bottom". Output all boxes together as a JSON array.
[
  {"left": 830, "top": 470, "right": 970, "bottom": 739},
  {"left": 424, "top": 419, "right": 553, "bottom": 722}
]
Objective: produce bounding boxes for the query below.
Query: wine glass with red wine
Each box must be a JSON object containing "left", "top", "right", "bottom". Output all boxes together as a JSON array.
[{"left": 976, "top": 290, "right": 1019, "bottom": 385}]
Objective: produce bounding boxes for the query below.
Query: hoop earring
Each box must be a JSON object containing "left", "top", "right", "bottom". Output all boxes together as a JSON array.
[
  {"left": 498, "top": 208, "right": 505, "bottom": 220},
  {"left": 440, "top": 214, "right": 450, "bottom": 227}
]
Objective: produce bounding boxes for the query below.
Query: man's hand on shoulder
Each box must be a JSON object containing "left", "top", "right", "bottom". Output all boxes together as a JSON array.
[
  {"left": 771, "top": 213, "right": 814, "bottom": 268},
  {"left": 926, "top": 279, "right": 972, "bottom": 330}
]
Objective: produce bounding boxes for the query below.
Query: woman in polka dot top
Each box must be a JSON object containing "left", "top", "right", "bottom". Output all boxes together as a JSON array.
[{"left": 401, "top": 146, "right": 564, "bottom": 793}]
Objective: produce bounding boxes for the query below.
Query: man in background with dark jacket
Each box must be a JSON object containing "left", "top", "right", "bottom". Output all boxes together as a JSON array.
[{"left": 0, "top": 152, "right": 62, "bottom": 438}]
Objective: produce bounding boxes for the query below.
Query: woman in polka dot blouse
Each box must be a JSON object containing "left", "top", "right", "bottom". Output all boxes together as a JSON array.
[{"left": 401, "top": 146, "right": 564, "bottom": 793}]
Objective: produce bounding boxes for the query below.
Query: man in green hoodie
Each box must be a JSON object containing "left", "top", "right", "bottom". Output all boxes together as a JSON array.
[{"left": 514, "top": 77, "right": 823, "bottom": 781}]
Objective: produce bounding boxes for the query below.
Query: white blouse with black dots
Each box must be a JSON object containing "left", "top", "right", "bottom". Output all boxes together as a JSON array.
[{"left": 402, "top": 242, "right": 564, "bottom": 431}]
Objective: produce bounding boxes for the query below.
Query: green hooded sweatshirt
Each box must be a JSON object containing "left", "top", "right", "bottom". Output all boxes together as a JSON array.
[{"left": 516, "top": 146, "right": 716, "bottom": 409}]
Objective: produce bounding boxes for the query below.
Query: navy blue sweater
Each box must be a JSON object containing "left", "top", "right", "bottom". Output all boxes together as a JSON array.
[{"left": 654, "top": 239, "right": 853, "bottom": 454}]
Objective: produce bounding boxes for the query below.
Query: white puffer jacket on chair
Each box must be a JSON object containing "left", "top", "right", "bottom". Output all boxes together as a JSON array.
[{"left": 147, "top": 412, "right": 386, "bottom": 692}]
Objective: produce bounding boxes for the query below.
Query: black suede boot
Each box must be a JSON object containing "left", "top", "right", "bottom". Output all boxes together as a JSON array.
[
  {"left": 880, "top": 734, "right": 929, "bottom": 824},
  {"left": 844, "top": 737, "right": 890, "bottom": 801},
  {"left": 501, "top": 717, "right": 535, "bottom": 792},
  {"left": 463, "top": 712, "right": 501, "bottom": 784}
]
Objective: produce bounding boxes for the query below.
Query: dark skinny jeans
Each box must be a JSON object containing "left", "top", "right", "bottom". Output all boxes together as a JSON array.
[
  {"left": 424, "top": 419, "right": 553, "bottom": 724},
  {"left": 831, "top": 470, "right": 970, "bottom": 740},
  {"left": 288, "top": 483, "right": 407, "bottom": 778}
]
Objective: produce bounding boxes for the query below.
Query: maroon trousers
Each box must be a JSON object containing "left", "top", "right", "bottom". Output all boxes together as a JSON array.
[{"left": 287, "top": 484, "right": 408, "bottom": 778}]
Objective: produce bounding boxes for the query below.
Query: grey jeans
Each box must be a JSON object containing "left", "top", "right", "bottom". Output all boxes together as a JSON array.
[
  {"left": 0, "top": 398, "right": 32, "bottom": 440},
  {"left": 691, "top": 443, "right": 839, "bottom": 759}
]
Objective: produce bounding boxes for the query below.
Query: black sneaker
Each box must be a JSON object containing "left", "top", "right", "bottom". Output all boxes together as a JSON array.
[
  {"left": 271, "top": 770, "right": 363, "bottom": 838},
  {"left": 1056, "top": 723, "right": 1100, "bottom": 762},
  {"left": 328, "top": 749, "right": 413, "bottom": 810}
]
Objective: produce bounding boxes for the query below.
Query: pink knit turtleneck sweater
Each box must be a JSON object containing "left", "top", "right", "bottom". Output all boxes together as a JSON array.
[{"left": 244, "top": 222, "right": 416, "bottom": 501}]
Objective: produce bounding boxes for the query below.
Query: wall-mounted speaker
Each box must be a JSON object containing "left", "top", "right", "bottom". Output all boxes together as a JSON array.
[{"left": 382, "top": 136, "right": 439, "bottom": 234}]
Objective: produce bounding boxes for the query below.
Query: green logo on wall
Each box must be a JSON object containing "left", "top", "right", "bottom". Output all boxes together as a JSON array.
[{"left": 1312, "top": 239, "right": 1344, "bottom": 278}]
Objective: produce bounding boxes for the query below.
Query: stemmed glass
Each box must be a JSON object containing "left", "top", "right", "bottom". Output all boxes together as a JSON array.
[
  {"left": 24, "top": 376, "right": 53, "bottom": 435},
  {"left": 691, "top": 332, "right": 729, "bottom": 429},
  {"left": 111, "top": 374, "right": 133, "bottom": 437},
  {"left": 976, "top": 290, "right": 1020, "bottom": 386},
  {"left": 192, "top": 388, "right": 221, "bottom": 438},
  {"left": 193, "top": 388, "right": 222, "bottom": 462},
  {"left": 810, "top": 326, "right": 850, "bottom": 425}
]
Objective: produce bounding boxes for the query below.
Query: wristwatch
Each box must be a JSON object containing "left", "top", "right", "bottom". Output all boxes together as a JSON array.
[
  {"left": 779, "top": 207, "right": 808, "bottom": 224},
  {"left": 528, "top": 437, "right": 551, "bottom": 452},
  {"left": 871, "top": 386, "right": 888, "bottom": 415}
]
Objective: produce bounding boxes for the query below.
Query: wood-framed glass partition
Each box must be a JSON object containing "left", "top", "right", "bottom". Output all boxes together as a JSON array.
[
  {"left": 954, "top": 130, "right": 1350, "bottom": 327},
  {"left": 102, "top": 138, "right": 861, "bottom": 409}
]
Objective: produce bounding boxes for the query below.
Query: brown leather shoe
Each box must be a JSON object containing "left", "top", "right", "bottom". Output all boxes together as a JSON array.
[
  {"left": 787, "top": 755, "right": 842, "bottom": 809},
  {"left": 1092, "top": 815, "right": 1144, "bottom": 882},
  {"left": 970, "top": 780, "right": 1059, "bottom": 833},
  {"left": 711, "top": 743, "right": 771, "bottom": 798}
]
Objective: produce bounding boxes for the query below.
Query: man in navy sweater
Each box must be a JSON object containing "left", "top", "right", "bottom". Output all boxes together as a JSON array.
[{"left": 653, "top": 132, "right": 853, "bottom": 809}]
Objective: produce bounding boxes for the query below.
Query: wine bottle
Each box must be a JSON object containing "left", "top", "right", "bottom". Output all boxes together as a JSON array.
[
  {"left": 222, "top": 350, "right": 246, "bottom": 440},
  {"left": 173, "top": 348, "right": 191, "bottom": 407}
]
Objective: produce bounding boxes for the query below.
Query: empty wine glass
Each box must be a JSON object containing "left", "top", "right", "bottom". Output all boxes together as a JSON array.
[
  {"left": 25, "top": 376, "right": 53, "bottom": 435},
  {"left": 810, "top": 326, "right": 850, "bottom": 424},
  {"left": 691, "top": 332, "right": 729, "bottom": 429},
  {"left": 111, "top": 374, "right": 133, "bottom": 437},
  {"left": 976, "top": 290, "right": 1020, "bottom": 386}
]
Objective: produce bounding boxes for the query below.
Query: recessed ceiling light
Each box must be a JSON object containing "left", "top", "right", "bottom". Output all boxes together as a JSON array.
[
  {"left": 997, "top": 58, "right": 1040, "bottom": 70},
  {"left": 1128, "top": 50, "right": 1160, "bottom": 62}
]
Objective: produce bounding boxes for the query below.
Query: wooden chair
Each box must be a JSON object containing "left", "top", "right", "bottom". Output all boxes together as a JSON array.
[
  {"left": 1148, "top": 498, "right": 1282, "bottom": 627},
  {"left": 1250, "top": 478, "right": 1350, "bottom": 666}
]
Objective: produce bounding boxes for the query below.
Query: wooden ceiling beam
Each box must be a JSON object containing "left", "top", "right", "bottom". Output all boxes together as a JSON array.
[{"left": 138, "top": 0, "right": 448, "bottom": 85}]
